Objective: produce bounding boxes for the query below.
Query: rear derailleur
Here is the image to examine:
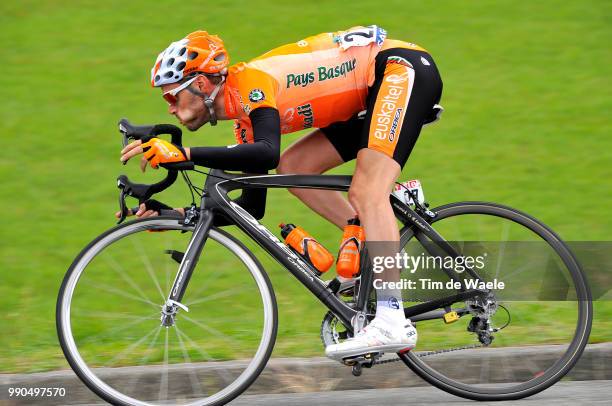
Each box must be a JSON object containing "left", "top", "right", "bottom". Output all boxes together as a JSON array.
[
  {"left": 466, "top": 291, "right": 504, "bottom": 346},
  {"left": 467, "top": 316, "right": 495, "bottom": 345}
]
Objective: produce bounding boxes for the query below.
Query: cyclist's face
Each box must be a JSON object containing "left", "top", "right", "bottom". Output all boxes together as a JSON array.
[{"left": 161, "top": 79, "right": 210, "bottom": 131}]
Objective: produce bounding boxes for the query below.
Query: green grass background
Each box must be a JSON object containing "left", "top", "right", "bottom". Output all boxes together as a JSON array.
[{"left": 0, "top": 0, "right": 610, "bottom": 373}]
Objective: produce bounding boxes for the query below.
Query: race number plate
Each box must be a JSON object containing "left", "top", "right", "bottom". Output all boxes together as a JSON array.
[
  {"left": 392, "top": 179, "right": 425, "bottom": 206},
  {"left": 336, "top": 25, "right": 387, "bottom": 50}
]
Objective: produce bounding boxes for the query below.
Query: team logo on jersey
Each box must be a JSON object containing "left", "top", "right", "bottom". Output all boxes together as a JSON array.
[
  {"left": 389, "top": 108, "right": 403, "bottom": 141},
  {"left": 296, "top": 103, "right": 314, "bottom": 129},
  {"left": 385, "top": 71, "right": 410, "bottom": 85},
  {"left": 387, "top": 56, "right": 412, "bottom": 68},
  {"left": 285, "top": 58, "right": 357, "bottom": 89},
  {"left": 317, "top": 58, "right": 357, "bottom": 82},
  {"left": 248, "top": 89, "right": 265, "bottom": 103},
  {"left": 286, "top": 72, "right": 316, "bottom": 88},
  {"left": 235, "top": 93, "right": 252, "bottom": 115}
]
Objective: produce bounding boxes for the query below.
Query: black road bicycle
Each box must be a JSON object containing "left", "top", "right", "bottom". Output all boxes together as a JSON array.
[{"left": 57, "top": 120, "right": 592, "bottom": 405}]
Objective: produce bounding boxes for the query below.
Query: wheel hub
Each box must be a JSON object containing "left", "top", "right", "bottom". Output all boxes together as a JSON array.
[{"left": 160, "top": 299, "right": 189, "bottom": 327}]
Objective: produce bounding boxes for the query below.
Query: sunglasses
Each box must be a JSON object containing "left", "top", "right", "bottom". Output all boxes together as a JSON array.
[{"left": 162, "top": 76, "right": 198, "bottom": 105}]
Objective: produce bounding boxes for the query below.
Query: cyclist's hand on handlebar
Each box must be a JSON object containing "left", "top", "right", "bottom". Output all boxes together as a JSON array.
[
  {"left": 120, "top": 139, "right": 142, "bottom": 163},
  {"left": 114, "top": 203, "right": 158, "bottom": 219},
  {"left": 113, "top": 200, "right": 185, "bottom": 219},
  {"left": 119, "top": 138, "right": 188, "bottom": 172},
  {"left": 141, "top": 138, "right": 187, "bottom": 170},
  {"left": 120, "top": 139, "right": 151, "bottom": 172}
]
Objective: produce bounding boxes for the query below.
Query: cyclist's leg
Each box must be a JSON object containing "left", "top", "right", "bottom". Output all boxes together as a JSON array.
[
  {"left": 326, "top": 48, "right": 443, "bottom": 359},
  {"left": 358, "top": 48, "right": 443, "bottom": 320},
  {"left": 277, "top": 129, "right": 356, "bottom": 229},
  {"left": 350, "top": 151, "right": 405, "bottom": 325}
]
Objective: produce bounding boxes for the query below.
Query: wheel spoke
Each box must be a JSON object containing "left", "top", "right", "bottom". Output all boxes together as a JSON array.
[
  {"left": 174, "top": 325, "right": 205, "bottom": 396},
  {"left": 104, "top": 255, "right": 158, "bottom": 310},
  {"left": 181, "top": 314, "right": 243, "bottom": 347},
  {"left": 499, "top": 348, "right": 516, "bottom": 383},
  {"left": 82, "top": 280, "right": 159, "bottom": 308},
  {"left": 72, "top": 310, "right": 153, "bottom": 320},
  {"left": 159, "top": 327, "right": 169, "bottom": 402},
  {"left": 493, "top": 240, "right": 506, "bottom": 280},
  {"left": 183, "top": 266, "right": 225, "bottom": 304},
  {"left": 103, "top": 325, "right": 160, "bottom": 367},
  {"left": 176, "top": 327, "right": 235, "bottom": 385},
  {"left": 184, "top": 286, "right": 249, "bottom": 307},
  {"left": 78, "top": 313, "right": 158, "bottom": 345},
  {"left": 130, "top": 238, "right": 167, "bottom": 302},
  {"left": 125, "top": 326, "right": 163, "bottom": 394},
  {"left": 479, "top": 351, "right": 491, "bottom": 383},
  {"left": 498, "top": 260, "right": 538, "bottom": 283}
]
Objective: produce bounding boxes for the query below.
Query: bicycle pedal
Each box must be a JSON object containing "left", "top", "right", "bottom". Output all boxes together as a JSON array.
[
  {"left": 342, "top": 351, "right": 382, "bottom": 365},
  {"left": 443, "top": 310, "right": 460, "bottom": 324}
]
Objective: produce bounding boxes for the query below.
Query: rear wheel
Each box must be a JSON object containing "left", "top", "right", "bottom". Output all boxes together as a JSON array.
[
  {"left": 397, "top": 202, "right": 592, "bottom": 400},
  {"left": 57, "top": 216, "right": 278, "bottom": 405}
]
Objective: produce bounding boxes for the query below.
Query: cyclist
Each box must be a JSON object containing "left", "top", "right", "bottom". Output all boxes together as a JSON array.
[{"left": 118, "top": 27, "right": 443, "bottom": 360}]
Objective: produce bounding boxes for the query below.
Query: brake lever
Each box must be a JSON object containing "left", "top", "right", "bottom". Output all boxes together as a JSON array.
[
  {"left": 117, "top": 189, "right": 128, "bottom": 224},
  {"left": 119, "top": 122, "right": 129, "bottom": 165},
  {"left": 119, "top": 119, "right": 158, "bottom": 165}
]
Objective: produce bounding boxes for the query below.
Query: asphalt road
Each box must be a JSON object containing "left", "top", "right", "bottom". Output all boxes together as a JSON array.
[{"left": 228, "top": 380, "right": 612, "bottom": 406}]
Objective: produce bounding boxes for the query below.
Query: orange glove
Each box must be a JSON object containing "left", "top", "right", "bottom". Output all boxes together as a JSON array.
[{"left": 141, "top": 138, "right": 187, "bottom": 169}]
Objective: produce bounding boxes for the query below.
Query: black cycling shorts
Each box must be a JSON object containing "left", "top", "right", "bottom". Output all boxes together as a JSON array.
[{"left": 321, "top": 48, "right": 443, "bottom": 168}]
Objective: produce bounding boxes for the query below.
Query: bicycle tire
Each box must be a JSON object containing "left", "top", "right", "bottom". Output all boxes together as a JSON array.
[
  {"left": 56, "top": 216, "right": 278, "bottom": 406},
  {"left": 397, "top": 201, "right": 592, "bottom": 401}
]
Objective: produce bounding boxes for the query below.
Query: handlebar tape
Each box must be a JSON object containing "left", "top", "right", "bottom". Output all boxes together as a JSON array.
[{"left": 151, "top": 124, "right": 183, "bottom": 146}]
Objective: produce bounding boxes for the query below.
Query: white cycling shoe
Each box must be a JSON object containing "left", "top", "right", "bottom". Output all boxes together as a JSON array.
[{"left": 325, "top": 317, "right": 417, "bottom": 360}]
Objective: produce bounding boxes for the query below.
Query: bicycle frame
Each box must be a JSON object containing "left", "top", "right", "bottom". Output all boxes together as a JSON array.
[{"left": 166, "top": 169, "right": 486, "bottom": 333}]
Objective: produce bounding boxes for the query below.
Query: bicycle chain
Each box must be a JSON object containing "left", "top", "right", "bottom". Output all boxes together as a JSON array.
[
  {"left": 373, "top": 343, "right": 484, "bottom": 365},
  {"left": 372, "top": 296, "right": 484, "bottom": 365},
  {"left": 330, "top": 294, "right": 484, "bottom": 366}
]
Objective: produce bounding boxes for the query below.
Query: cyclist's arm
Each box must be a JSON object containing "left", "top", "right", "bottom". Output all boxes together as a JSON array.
[
  {"left": 187, "top": 107, "right": 281, "bottom": 172},
  {"left": 183, "top": 107, "right": 279, "bottom": 223}
]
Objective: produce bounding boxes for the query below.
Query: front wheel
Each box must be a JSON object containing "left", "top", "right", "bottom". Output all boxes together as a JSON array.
[
  {"left": 57, "top": 216, "right": 278, "bottom": 406},
  {"left": 397, "top": 202, "right": 592, "bottom": 401}
]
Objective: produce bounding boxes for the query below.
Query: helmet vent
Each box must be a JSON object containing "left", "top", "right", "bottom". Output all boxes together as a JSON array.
[
  {"left": 176, "top": 61, "right": 186, "bottom": 71},
  {"left": 179, "top": 47, "right": 187, "bottom": 56},
  {"left": 167, "top": 58, "right": 175, "bottom": 67},
  {"left": 155, "top": 75, "right": 160, "bottom": 82},
  {"left": 188, "top": 51, "right": 199, "bottom": 60},
  {"left": 214, "top": 53, "right": 226, "bottom": 62},
  {"left": 164, "top": 71, "right": 173, "bottom": 78}
]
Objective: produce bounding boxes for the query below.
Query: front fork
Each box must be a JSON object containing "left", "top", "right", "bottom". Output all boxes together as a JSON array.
[{"left": 160, "top": 208, "right": 214, "bottom": 327}]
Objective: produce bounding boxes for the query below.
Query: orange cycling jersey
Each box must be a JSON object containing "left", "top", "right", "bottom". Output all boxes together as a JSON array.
[{"left": 223, "top": 25, "right": 427, "bottom": 144}]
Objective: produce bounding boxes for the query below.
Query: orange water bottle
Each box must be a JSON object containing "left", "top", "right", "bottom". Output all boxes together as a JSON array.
[
  {"left": 279, "top": 223, "right": 334, "bottom": 275},
  {"left": 336, "top": 217, "right": 365, "bottom": 278}
]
